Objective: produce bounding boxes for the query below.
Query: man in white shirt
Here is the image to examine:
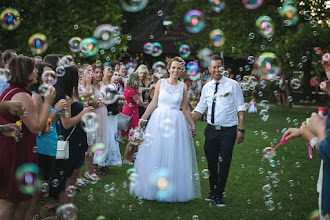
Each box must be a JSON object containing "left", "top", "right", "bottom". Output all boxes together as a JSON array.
[{"left": 192, "top": 55, "right": 246, "bottom": 207}]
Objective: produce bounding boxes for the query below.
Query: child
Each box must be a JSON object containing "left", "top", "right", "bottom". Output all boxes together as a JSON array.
[{"left": 248, "top": 96, "right": 257, "bottom": 118}]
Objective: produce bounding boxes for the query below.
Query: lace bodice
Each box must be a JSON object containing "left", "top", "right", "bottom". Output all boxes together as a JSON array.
[{"left": 157, "top": 79, "right": 184, "bottom": 109}]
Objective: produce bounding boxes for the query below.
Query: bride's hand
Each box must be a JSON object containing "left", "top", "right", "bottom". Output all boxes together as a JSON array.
[{"left": 190, "top": 125, "right": 196, "bottom": 138}]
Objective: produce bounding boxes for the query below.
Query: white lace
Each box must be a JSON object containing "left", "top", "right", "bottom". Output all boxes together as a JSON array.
[
  {"left": 157, "top": 79, "right": 184, "bottom": 109},
  {"left": 160, "top": 79, "right": 184, "bottom": 95}
]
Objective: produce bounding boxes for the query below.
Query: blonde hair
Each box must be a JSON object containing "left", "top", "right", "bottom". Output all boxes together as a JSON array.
[
  {"left": 167, "top": 56, "right": 186, "bottom": 70},
  {"left": 125, "top": 72, "right": 141, "bottom": 91},
  {"left": 135, "top": 64, "right": 150, "bottom": 86}
]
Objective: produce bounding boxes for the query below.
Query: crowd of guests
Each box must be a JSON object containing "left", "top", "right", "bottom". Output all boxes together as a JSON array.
[
  {"left": 0, "top": 50, "right": 173, "bottom": 219},
  {"left": 0, "top": 45, "right": 328, "bottom": 219}
]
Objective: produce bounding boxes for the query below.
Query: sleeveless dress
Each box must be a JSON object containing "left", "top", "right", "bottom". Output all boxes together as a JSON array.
[
  {"left": 0, "top": 85, "right": 37, "bottom": 203},
  {"left": 130, "top": 79, "right": 201, "bottom": 202},
  {"left": 248, "top": 101, "right": 257, "bottom": 113},
  {"left": 120, "top": 88, "right": 139, "bottom": 137}
]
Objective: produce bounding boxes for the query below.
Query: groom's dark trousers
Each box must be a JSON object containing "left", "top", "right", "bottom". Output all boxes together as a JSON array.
[{"left": 204, "top": 124, "right": 237, "bottom": 197}]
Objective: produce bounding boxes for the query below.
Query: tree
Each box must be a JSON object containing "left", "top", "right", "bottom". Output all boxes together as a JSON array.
[
  {"left": 0, "top": 0, "right": 129, "bottom": 64},
  {"left": 168, "top": 0, "right": 330, "bottom": 106}
]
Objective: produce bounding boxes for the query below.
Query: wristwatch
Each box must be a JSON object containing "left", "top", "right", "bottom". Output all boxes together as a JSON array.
[
  {"left": 238, "top": 129, "right": 245, "bottom": 133},
  {"left": 309, "top": 137, "right": 318, "bottom": 149},
  {"left": 0, "top": 125, "right": 3, "bottom": 136}
]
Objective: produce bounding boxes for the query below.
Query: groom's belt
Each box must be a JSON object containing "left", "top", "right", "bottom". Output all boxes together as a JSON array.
[{"left": 207, "top": 124, "right": 237, "bottom": 131}]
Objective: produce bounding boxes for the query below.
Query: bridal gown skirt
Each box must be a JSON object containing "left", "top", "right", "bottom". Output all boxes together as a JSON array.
[{"left": 130, "top": 106, "right": 201, "bottom": 202}]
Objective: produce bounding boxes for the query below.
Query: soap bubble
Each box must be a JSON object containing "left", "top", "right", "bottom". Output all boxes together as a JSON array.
[
  {"left": 256, "top": 16, "right": 274, "bottom": 38},
  {"left": 243, "top": 0, "right": 263, "bottom": 9},
  {"left": 179, "top": 44, "right": 191, "bottom": 58},
  {"left": 80, "top": 38, "right": 99, "bottom": 56},
  {"left": 81, "top": 112, "right": 99, "bottom": 132},
  {"left": 15, "top": 163, "right": 42, "bottom": 195},
  {"left": 209, "top": 29, "right": 225, "bottom": 47},
  {"left": 0, "top": 8, "right": 21, "bottom": 31},
  {"left": 209, "top": 0, "right": 225, "bottom": 12},
  {"left": 121, "top": 0, "right": 149, "bottom": 12},
  {"left": 28, "top": 33, "right": 48, "bottom": 54},
  {"left": 184, "top": 10, "right": 205, "bottom": 33}
]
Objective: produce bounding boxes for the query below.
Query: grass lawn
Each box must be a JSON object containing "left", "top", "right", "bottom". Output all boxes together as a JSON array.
[{"left": 75, "top": 106, "right": 321, "bottom": 220}]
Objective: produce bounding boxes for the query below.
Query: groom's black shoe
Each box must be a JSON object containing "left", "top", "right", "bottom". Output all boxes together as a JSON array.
[
  {"left": 205, "top": 193, "right": 216, "bottom": 201},
  {"left": 215, "top": 196, "right": 226, "bottom": 207}
]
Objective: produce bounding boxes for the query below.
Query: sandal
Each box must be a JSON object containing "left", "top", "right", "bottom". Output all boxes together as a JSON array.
[
  {"left": 123, "top": 160, "right": 134, "bottom": 165},
  {"left": 84, "top": 172, "right": 101, "bottom": 181},
  {"left": 76, "top": 178, "right": 86, "bottom": 186},
  {"left": 81, "top": 177, "right": 89, "bottom": 184}
]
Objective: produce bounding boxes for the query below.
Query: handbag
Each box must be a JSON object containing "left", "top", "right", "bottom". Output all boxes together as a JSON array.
[
  {"left": 56, "top": 125, "right": 76, "bottom": 160},
  {"left": 117, "top": 113, "right": 132, "bottom": 132}
]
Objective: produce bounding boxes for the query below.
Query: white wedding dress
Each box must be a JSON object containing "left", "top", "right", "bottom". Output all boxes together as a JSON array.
[{"left": 130, "top": 79, "right": 201, "bottom": 202}]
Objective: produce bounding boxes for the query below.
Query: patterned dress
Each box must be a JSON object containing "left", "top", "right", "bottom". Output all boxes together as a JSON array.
[{"left": 120, "top": 88, "right": 139, "bottom": 137}]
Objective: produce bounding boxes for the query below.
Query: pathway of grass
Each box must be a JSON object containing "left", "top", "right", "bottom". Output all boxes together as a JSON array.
[{"left": 75, "top": 107, "right": 321, "bottom": 219}]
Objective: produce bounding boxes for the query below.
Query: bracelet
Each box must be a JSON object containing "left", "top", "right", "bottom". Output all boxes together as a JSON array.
[
  {"left": 51, "top": 108, "right": 62, "bottom": 115},
  {"left": 42, "top": 103, "right": 51, "bottom": 108},
  {"left": 191, "top": 125, "right": 196, "bottom": 129}
]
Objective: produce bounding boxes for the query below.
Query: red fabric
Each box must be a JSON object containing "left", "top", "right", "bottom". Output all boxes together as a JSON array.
[
  {"left": 119, "top": 79, "right": 125, "bottom": 87},
  {"left": 121, "top": 88, "right": 139, "bottom": 137},
  {"left": 0, "top": 85, "right": 37, "bottom": 203}
]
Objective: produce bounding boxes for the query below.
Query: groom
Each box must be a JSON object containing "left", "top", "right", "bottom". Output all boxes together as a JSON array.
[{"left": 192, "top": 55, "right": 246, "bottom": 207}]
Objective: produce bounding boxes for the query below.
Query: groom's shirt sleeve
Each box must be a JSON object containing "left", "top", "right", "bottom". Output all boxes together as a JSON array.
[
  {"left": 194, "top": 84, "right": 208, "bottom": 114},
  {"left": 234, "top": 81, "right": 246, "bottom": 112}
]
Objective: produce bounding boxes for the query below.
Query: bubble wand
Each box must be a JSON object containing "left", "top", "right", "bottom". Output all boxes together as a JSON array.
[{"left": 263, "top": 137, "right": 287, "bottom": 159}]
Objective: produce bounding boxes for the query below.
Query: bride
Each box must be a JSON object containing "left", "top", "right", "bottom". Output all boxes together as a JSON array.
[{"left": 130, "top": 57, "right": 201, "bottom": 202}]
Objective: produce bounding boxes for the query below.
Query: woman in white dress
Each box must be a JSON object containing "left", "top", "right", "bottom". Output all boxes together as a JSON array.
[{"left": 130, "top": 57, "right": 201, "bottom": 202}]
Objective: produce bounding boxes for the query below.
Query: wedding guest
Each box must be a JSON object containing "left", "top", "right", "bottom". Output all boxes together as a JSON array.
[
  {"left": 0, "top": 56, "right": 56, "bottom": 219},
  {"left": 121, "top": 73, "right": 148, "bottom": 164},
  {"left": 50, "top": 65, "right": 93, "bottom": 205}
]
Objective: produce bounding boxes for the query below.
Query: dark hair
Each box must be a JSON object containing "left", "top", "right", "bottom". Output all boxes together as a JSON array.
[
  {"left": 30, "top": 62, "right": 53, "bottom": 91},
  {"left": 112, "top": 60, "right": 120, "bottom": 66},
  {"left": 43, "top": 54, "right": 63, "bottom": 70},
  {"left": 92, "top": 64, "right": 103, "bottom": 85},
  {"left": 9, "top": 56, "right": 35, "bottom": 88},
  {"left": 3, "top": 49, "right": 16, "bottom": 63},
  {"left": 105, "top": 62, "right": 116, "bottom": 69},
  {"left": 54, "top": 65, "right": 79, "bottom": 103},
  {"left": 210, "top": 55, "right": 223, "bottom": 65}
]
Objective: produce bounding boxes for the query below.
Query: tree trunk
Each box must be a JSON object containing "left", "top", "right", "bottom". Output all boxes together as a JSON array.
[{"left": 302, "top": 54, "right": 313, "bottom": 102}]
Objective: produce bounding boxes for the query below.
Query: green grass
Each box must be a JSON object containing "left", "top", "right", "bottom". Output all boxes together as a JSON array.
[{"left": 75, "top": 106, "right": 321, "bottom": 220}]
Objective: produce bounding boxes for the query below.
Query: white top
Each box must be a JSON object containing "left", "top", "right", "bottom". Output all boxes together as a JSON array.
[
  {"left": 194, "top": 77, "right": 246, "bottom": 127},
  {"left": 158, "top": 79, "right": 184, "bottom": 110}
]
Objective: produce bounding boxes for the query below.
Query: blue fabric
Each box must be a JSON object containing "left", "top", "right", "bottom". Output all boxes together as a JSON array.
[
  {"left": 0, "top": 82, "right": 9, "bottom": 96},
  {"left": 318, "top": 108, "right": 330, "bottom": 215},
  {"left": 31, "top": 91, "right": 58, "bottom": 156}
]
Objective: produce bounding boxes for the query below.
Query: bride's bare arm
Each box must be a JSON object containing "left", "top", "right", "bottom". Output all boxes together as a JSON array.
[
  {"left": 141, "top": 80, "right": 160, "bottom": 121},
  {"left": 181, "top": 84, "right": 195, "bottom": 129}
]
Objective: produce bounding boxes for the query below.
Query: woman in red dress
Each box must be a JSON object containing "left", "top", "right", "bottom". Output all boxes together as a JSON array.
[
  {"left": 121, "top": 73, "right": 148, "bottom": 165},
  {"left": 0, "top": 56, "right": 56, "bottom": 219}
]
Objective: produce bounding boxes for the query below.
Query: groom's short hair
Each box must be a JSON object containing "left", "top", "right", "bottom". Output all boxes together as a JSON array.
[{"left": 210, "top": 55, "right": 223, "bottom": 65}]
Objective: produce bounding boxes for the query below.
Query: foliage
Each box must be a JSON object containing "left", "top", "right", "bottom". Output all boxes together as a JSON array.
[
  {"left": 0, "top": 0, "right": 128, "bottom": 64},
  {"left": 169, "top": 0, "right": 330, "bottom": 78}
]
